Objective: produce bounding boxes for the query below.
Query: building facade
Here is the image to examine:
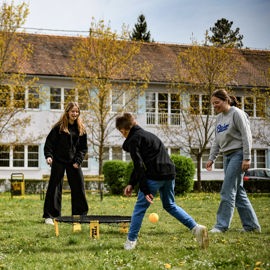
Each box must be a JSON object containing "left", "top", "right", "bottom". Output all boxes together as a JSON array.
[{"left": 0, "top": 34, "right": 269, "bottom": 183}]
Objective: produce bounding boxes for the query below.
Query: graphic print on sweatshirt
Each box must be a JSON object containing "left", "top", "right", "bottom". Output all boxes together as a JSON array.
[{"left": 217, "top": 123, "right": 229, "bottom": 133}]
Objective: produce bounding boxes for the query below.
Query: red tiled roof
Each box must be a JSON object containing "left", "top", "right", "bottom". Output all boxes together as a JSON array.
[{"left": 20, "top": 33, "right": 270, "bottom": 87}]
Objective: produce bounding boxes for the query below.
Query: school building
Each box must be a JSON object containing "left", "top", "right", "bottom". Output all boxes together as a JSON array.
[{"left": 0, "top": 33, "right": 269, "bottom": 187}]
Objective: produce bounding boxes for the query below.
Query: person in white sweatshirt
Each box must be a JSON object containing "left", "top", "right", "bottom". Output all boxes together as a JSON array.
[{"left": 206, "top": 89, "right": 261, "bottom": 233}]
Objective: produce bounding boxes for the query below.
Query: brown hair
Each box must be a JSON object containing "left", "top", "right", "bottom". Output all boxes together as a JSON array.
[
  {"left": 212, "top": 89, "right": 238, "bottom": 106},
  {"left": 53, "top": 102, "right": 86, "bottom": 135},
  {"left": 115, "top": 112, "right": 137, "bottom": 130}
]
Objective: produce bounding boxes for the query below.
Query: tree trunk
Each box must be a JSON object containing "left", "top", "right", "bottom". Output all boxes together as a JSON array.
[{"left": 194, "top": 155, "right": 202, "bottom": 191}]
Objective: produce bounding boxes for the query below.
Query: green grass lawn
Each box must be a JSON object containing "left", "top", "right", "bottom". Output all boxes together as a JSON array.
[{"left": 0, "top": 192, "right": 269, "bottom": 270}]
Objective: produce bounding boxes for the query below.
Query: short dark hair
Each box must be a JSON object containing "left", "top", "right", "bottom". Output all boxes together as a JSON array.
[{"left": 115, "top": 113, "right": 136, "bottom": 130}]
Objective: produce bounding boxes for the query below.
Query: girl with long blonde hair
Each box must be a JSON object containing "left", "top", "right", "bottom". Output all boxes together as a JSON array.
[{"left": 43, "top": 102, "right": 88, "bottom": 225}]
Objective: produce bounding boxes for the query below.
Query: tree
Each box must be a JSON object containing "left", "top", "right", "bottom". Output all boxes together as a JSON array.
[
  {"left": 130, "top": 14, "right": 151, "bottom": 42},
  {"left": 207, "top": 18, "right": 243, "bottom": 48},
  {"left": 71, "top": 19, "right": 151, "bottom": 174},
  {"left": 0, "top": 1, "right": 38, "bottom": 142},
  {"left": 163, "top": 42, "right": 240, "bottom": 191}
]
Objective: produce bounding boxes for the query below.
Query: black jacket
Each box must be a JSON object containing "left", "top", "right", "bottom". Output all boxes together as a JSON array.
[
  {"left": 123, "top": 125, "right": 175, "bottom": 195},
  {"left": 44, "top": 123, "right": 87, "bottom": 165}
]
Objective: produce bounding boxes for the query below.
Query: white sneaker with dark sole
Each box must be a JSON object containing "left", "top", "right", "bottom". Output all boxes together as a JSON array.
[
  {"left": 209, "top": 228, "right": 223, "bottom": 233},
  {"left": 124, "top": 239, "right": 137, "bottom": 250},
  {"left": 192, "top": 224, "right": 209, "bottom": 249},
  {"left": 44, "top": 218, "right": 54, "bottom": 225}
]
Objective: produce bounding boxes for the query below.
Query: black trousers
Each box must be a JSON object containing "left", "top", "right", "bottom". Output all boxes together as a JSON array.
[{"left": 43, "top": 160, "right": 89, "bottom": 218}]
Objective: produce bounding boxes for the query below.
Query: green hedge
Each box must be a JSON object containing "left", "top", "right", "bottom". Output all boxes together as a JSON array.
[
  {"left": 103, "top": 155, "right": 196, "bottom": 195},
  {"left": 103, "top": 160, "right": 128, "bottom": 195},
  {"left": 170, "top": 154, "right": 195, "bottom": 195}
]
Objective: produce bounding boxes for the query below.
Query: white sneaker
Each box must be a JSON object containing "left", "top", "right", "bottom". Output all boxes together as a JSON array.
[
  {"left": 124, "top": 238, "right": 137, "bottom": 250},
  {"left": 209, "top": 227, "right": 223, "bottom": 233},
  {"left": 44, "top": 218, "right": 54, "bottom": 225},
  {"left": 192, "top": 224, "right": 209, "bottom": 249}
]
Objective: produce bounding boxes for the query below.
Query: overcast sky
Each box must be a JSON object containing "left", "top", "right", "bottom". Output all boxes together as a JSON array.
[{"left": 11, "top": 0, "right": 270, "bottom": 50}]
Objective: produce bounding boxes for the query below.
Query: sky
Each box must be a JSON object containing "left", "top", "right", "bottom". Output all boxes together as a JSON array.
[{"left": 11, "top": 0, "right": 270, "bottom": 50}]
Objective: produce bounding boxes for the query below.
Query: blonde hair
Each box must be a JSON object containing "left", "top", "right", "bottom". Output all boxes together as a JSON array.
[{"left": 53, "top": 102, "right": 86, "bottom": 135}]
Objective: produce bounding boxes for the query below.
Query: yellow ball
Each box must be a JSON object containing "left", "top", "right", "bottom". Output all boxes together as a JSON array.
[{"left": 149, "top": 213, "right": 159, "bottom": 223}]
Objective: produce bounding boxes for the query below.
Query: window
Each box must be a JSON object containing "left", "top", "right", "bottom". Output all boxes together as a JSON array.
[
  {"left": 111, "top": 147, "right": 122, "bottom": 160},
  {"left": 190, "top": 94, "right": 200, "bottom": 115},
  {"left": 236, "top": 96, "right": 242, "bottom": 109},
  {"left": 190, "top": 94, "right": 211, "bottom": 115},
  {"left": 28, "top": 145, "right": 39, "bottom": 167},
  {"left": 0, "top": 85, "right": 41, "bottom": 109},
  {"left": 0, "top": 145, "right": 39, "bottom": 168},
  {"left": 146, "top": 92, "right": 156, "bottom": 124},
  {"left": 244, "top": 96, "right": 254, "bottom": 117},
  {"left": 255, "top": 97, "right": 266, "bottom": 118},
  {"left": 50, "top": 87, "right": 79, "bottom": 110},
  {"left": 103, "top": 147, "right": 110, "bottom": 161},
  {"left": 191, "top": 148, "right": 223, "bottom": 170},
  {"left": 0, "top": 85, "right": 10, "bottom": 107},
  {"left": 125, "top": 90, "right": 137, "bottom": 112},
  {"left": 0, "top": 145, "right": 10, "bottom": 167},
  {"left": 102, "top": 147, "right": 130, "bottom": 161},
  {"left": 251, "top": 149, "right": 266, "bottom": 168},
  {"left": 158, "top": 93, "right": 168, "bottom": 124},
  {"left": 50, "top": 88, "right": 61, "bottom": 109},
  {"left": 13, "top": 86, "right": 25, "bottom": 108},
  {"left": 201, "top": 149, "right": 223, "bottom": 169},
  {"left": 64, "top": 88, "right": 76, "bottom": 108},
  {"left": 13, "top": 145, "right": 24, "bottom": 167},
  {"left": 146, "top": 92, "right": 169, "bottom": 125},
  {"left": 146, "top": 92, "right": 181, "bottom": 125},
  {"left": 111, "top": 89, "right": 136, "bottom": 113},
  {"left": 190, "top": 149, "right": 266, "bottom": 170},
  {"left": 256, "top": 150, "right": 266, "bottom": 168},
  {"left": 171, "top": 94, "right": 181, "bottom": 125},
  {"left": 112, "top": 90, "right": 124, "bottom": 112},
  {"left": 28, "top": 87, "right": 40, "bottom": 109},
  {"left": 234, "top": 95, "right": 265, "bottom": 118},
  {"left": 202, "top": 95, "right": 211, "bottom": 115}
]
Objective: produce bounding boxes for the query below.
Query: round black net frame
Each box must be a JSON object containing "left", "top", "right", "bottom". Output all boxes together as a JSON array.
[{"left": 55, "top": 215, "right": 131, "bottom": 224}]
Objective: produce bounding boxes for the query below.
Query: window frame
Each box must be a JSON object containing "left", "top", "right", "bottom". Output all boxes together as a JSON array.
[
  {"left": 145, "top": 92, "right": 181, "bottom": 126},
  {"left": 0, "top": 145, "right": 40, "bottom": 168}
]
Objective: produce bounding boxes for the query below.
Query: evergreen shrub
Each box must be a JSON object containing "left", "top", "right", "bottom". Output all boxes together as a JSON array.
[
  {"left": 170, "top": 154, "right": 195, "bottom": 195},
  {"left": 102, "top": 160, "right": 128, "bottom": 194}
]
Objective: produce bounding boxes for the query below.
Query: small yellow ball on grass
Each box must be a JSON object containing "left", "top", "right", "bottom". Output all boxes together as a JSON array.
[{"left": 149, "top": 213, "right": 159, "bottom": 223}]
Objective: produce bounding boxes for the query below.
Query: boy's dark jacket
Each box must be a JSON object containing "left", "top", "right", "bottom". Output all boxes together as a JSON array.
[
  {"left": 44, "top": 123, "right": 87, "bottom": 165},
  {"left": 122, "top": 125, "right": 176, "bottom": 195}
]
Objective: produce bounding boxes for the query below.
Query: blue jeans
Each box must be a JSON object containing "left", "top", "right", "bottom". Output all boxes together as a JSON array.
[
  {"left": 128, "top": 179, "right": 197, "bottom": 241},
  {"left": 215, "top": 150, "right": 261, "bottom": 231}
]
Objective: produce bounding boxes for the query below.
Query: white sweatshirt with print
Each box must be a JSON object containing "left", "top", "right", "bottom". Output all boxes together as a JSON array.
[{"left": 209, "top": 106, "right": 252, "bottom": 161}]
